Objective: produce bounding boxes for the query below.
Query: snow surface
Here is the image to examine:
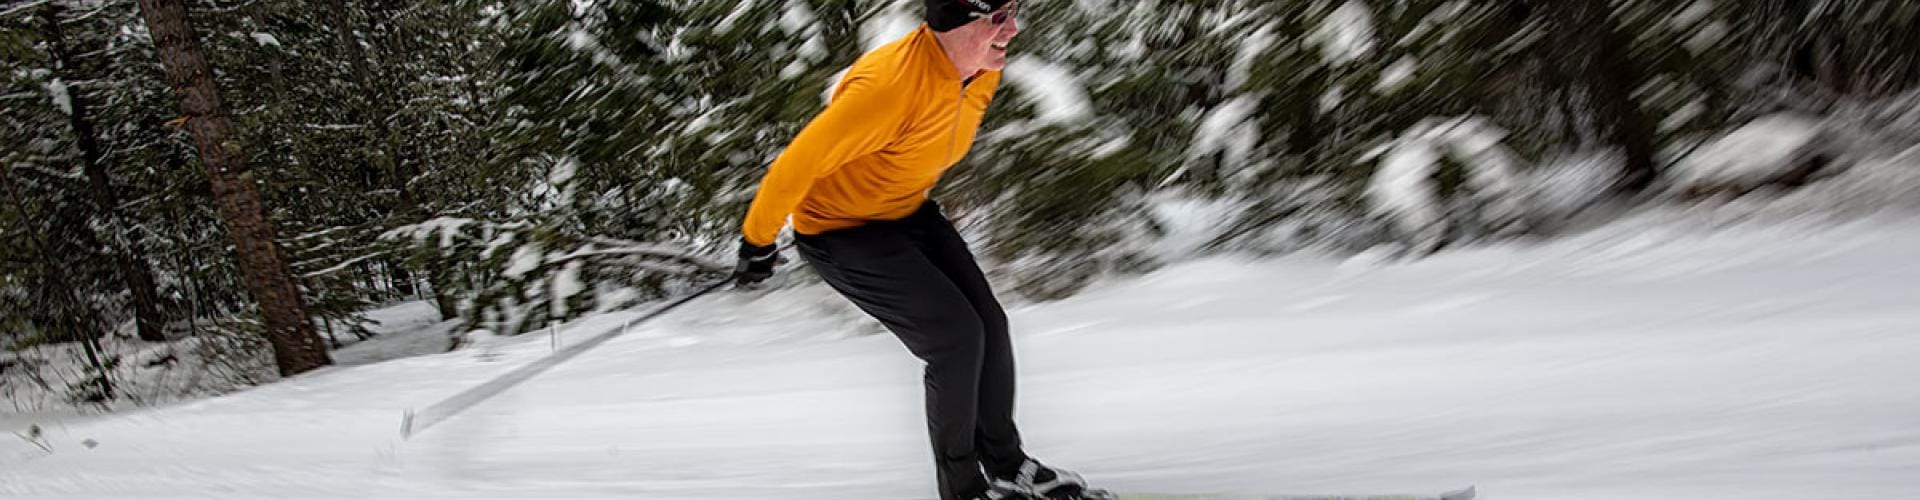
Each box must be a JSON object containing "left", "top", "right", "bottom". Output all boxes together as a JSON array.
[
  {"left": 2, "top": 300, "right": 458, "bottom": 417},
  {"left": 6, "top": 214, "right": 1920, "bottom": 499},
  {"left": 331, "top": 301, "right": 462, "bottom": 367}
]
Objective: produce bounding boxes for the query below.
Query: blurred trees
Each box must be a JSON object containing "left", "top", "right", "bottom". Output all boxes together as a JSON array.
[{"left": 3, "top": 0, "right": 1915, "bottom": 403}]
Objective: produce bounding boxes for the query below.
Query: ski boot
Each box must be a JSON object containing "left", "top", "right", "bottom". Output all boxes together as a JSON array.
[{"left": 987, "top": 459, "right": 1114, "bottom": 500}]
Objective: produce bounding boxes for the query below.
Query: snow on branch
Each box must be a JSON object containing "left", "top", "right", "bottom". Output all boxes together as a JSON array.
[
  {"left": 572, "top": 237, "right": 729, "bottom": 272},
  {"left": 299, "top": 250, "right": 393, "bottom": 279},
  {"left": 0, "top": 1, "right": 51, "bottom": 20}
]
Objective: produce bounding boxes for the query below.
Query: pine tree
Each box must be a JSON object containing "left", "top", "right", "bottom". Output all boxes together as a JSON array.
[
  {"left": 37, "top": 3, "right": 168, "bottom": 342},
  {"left": 133, "top": 0, "right": 330, "bottom": 376},
  {"left": 1, "top": 143, "right": 115, "bottom": 403},
  {"left": 1525, "top": 0, "right": 1658, "bottom": 193}
]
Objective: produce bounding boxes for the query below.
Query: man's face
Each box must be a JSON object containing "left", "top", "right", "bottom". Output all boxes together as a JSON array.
[{"left": 947, "top": 2, "right": 1021, "bottom": 73}]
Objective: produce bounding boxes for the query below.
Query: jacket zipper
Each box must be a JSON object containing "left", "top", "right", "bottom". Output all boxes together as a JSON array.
[{"left": 948, "top": 82, "right": 967, "bottom": 165}]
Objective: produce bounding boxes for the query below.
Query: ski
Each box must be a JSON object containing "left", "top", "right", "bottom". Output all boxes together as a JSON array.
[
  {"left": 399, "top": 278, "right": 730, "bottom": 439},
  {"left": 1104, "top": 485, "right": 1475, "bottom": 500},
  {"left": 920, "top": 485, "right": 1475, "bottom": 500}
]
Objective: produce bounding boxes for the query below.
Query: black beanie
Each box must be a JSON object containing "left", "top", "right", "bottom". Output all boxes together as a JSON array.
[{"left": 925, "top": 0, "right": 1012, "bottom": 32}]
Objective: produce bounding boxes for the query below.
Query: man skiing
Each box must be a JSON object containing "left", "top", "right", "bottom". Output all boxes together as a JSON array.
[{"left": 732, "top": 1, "right": 1105, "bottom": 499}]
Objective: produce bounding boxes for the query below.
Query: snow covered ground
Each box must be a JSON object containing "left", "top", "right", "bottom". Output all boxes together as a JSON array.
[
  {"left": 331, "top": 301, "right": 463, "bottom": 367},
  {"left": 5, "top": 211, "right": 1919, "bottom": 499}
]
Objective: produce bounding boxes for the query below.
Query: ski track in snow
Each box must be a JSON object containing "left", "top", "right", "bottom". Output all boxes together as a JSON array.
[{"left": 5, "top": 216, "right": 1920, "bottom": 499}]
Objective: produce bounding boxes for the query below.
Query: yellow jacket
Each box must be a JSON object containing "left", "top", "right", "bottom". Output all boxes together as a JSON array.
[{"left": 740, "top": 25, "right": 1002, "bottom": 246}]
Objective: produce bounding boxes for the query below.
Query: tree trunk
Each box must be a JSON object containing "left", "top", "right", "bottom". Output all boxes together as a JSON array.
[
  {"left": 134, "top": 0, "right": 332, "bottom": 376},
  {"left": 1810, "top": 34, "right": 1851, "bottom": 95},
  {"left": 1534, "top": 0, "right": 1658, "bottom": 193},
  {"left": 358, "top": 261, "right": 381, "bottom": 298},
  {"left": 41, "top": 5, "right": 170, "bottom": 342},
  {"left": 387, "top": 259, "right": 417, "bottom": 297},
  {"left": 431, "top": 266, "right": 459, "bottom": 321},
  {"left": 323, "top": 0, "right": 379, "bottom": 112},
  {"left": 322, "top": 317, "right": 340, "bottom": 348}
]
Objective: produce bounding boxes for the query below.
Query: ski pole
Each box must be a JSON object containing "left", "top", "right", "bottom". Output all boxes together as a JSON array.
[{"left": 401, "top": 277, "right": 734, "bottom": 439}]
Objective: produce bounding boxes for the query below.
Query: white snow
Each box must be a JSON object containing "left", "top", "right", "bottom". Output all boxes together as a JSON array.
[
  {"left": 564, "top": 28, "right": 596, "bottom": 52},
  {"left": 1110, "top": 32, "right": 1146, "bottom": 63},
  {"left": 7, "top": 214, "right": 1920, "bottom": 498},
  {"left": 1144, "top": 195, "right": 1242, "bottom": 259},
  {"left": 537, "top": 156, "right": 579, "bottom": 210},
  {"left": 1670, "top": 113, "right": 1825, "bottom": 192},
  {"left": 47, "top": 78, "right": 71, "bottom": 116},
  {"left": 1520, "top": 150, "right": 1624, "bottom": 221},
  {"left": 551, "top": 258, "right": 585, "bottom": 318},
  {"left": 1682, "top": 141, "right": 1920, "bottom": 218},
  {"left": 1668, "top": 0, "right": 1715, "bottom": 29},
  {"left": 381, "top": 217, "right": 476, "bottom": 249},
  {"left": 1375, "top": 56, "right": 1418, "bottom": 94},
  {"left": 1319, "top": 84, "right": 1347, "bottom": 114},
  {"left": 1660, "top": 98, "right": 1708, "bottom": 132},
  {"left": 780, "top": 58, "right": 807, "bottom": 80},
  {"left": 502, "top": 243, "right": 543, "bottom": 278},
  {"left": 480, "top": 228, "right": 520, "bottom": 260},
  {"left": 1440, "top": 117, "right": 1524, "bottom": 204},
  {"left": 1002, "top": 56, "right": 1094, "bottom": 126},
  {"left": 1310, "top": 1, "right": 1377, "bottom": 67},
  {"left": 796, "top": 36, "right": 828, "bottom": 66},
  {"left": 778, "top": 0, "right": 827, "bottom": 78},
  {"left": 249, "top": 32, "right": 281, "bottom": 47},
  {"left": 710, "top": 0, "right": 755, "bottom": 35},
  {"left": 1366, "top": 116, "right": 1531, "bottom": 236},
  {"left": 300, "top": 250, "right": 395, "bottom": 279},
  {"left": 1190, "top": 96, "right": 1261, "bottom": 171},
  {"left": 1227, "top": 22, "right": 1278, "bottom": 91},
  {"left": 1368, "top": 138, "right": 1442, "bottom": 235},
  {"left": 331, "top": 301, "right": 461, "bottom": 367},
  {"left": 1685, "top": 21, "right": 1731, "bottom": 54},
  {"left": 549, "top": 156, "right": 577, "bottom": 188},
  {"left": 1, "top": 300, "right": 456, "bottom": 414},
  {"left": 0, "top": 1, "right": 52, "bottom": 19},
  {"left": 860, "top": 5, "right": 921, "bottom": 53}
]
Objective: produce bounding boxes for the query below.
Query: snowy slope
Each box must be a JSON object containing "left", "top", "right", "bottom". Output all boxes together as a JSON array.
[{"left": 5, "top": 215, "right": 1920, "bottom": 499}]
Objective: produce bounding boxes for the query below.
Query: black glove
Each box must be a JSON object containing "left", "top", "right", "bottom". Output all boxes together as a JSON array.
[{"left": 734, "top": 238, "right": 782, "bottom": 285}]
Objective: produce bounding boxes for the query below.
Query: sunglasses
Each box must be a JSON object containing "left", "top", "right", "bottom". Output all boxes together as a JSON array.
[{"left": 967, "top": 3, "right": 1018, "bottom": 25}]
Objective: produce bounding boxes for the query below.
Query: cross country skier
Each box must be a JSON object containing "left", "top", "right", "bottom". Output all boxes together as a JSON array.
[{"left": 731, "top": 1, "right": 1106, "bottom": 499}]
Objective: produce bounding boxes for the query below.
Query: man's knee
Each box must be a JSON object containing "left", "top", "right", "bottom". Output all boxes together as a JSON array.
[{"left": 912, "top": 308, "right": 987, "bottom": 364}]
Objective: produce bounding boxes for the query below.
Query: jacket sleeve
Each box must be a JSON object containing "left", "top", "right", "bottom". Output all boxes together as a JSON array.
[{"left": 740, "top": 72, "right": 904, "bottom": 246}]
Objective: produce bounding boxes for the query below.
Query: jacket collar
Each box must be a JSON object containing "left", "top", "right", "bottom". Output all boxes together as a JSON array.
[{"left": 913, "top": 24, "right": 965, "bottom": 83}]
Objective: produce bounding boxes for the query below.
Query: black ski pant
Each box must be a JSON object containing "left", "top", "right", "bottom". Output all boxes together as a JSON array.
[{"left": 794, "top": 200, "right": 1026, "bottom": 500}]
